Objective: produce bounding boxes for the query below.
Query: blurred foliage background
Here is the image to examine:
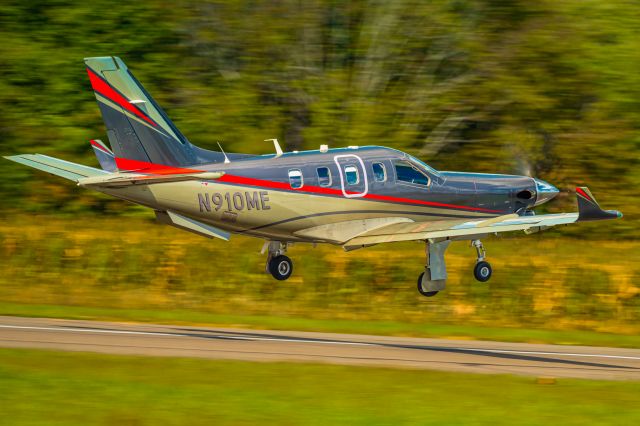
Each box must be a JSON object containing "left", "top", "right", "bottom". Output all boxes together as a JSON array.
[
  {"left": 0, "top": 0, "right": 637, "bottom": 236},
  {"left": 0, "top": 0, "right": 638, "bottom": 342}
]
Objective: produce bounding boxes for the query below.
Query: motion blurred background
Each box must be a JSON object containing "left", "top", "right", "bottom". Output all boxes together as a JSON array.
[
  {"left": 1, "top": 0, "right": 639, "bottom": 345},
  {"left": 1, "top": 1, "right": 640, "bottom": 424}
]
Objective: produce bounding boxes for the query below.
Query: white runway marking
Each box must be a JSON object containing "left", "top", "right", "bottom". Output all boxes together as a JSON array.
[
  {"left": 0, "top": 324, "right": 177, "bottom": 337},
  {"left": 0, "top": 324, "right": 373, "bottom": 346},
  {"left": 1, "top": 324, "right": 639, "bottom": 360}
]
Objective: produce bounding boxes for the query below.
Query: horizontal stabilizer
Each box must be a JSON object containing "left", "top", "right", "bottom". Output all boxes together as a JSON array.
[
  {"left": 576, "top": 187, "right": 622, "bottom": 222},
  {"left": 77, "top": 171, "right": 224, "bottom": 187},
  {"left": 90, "top": 139, "right": 117, "bottom": 172},
  {"left": 4, "top": 154, "right": 109, "bottom": 181},
  {"left": 155, "top": 210, "right": 230, "bottom": 241}
]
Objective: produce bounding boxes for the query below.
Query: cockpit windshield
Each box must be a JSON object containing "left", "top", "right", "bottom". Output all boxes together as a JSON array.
[{"left": 407, "top": 155, "right": 440, "bottom": 178}]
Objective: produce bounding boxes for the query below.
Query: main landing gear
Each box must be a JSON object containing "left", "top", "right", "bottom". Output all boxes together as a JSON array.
[
  {"left": 416, "top": 239, "right": 492, "bottom": 297},
  {"left": 264, "top": 241, "right": 293, "bottom": 280}
]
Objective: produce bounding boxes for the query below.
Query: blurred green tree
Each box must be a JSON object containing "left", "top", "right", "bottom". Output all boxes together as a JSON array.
[{"left": 0, "top": 0, "right": 637, "bottom": 235}]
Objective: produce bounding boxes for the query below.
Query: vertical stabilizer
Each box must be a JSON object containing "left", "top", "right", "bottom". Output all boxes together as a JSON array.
[{"left": 84, "top": 56, "right": 197, "bottom": 167}]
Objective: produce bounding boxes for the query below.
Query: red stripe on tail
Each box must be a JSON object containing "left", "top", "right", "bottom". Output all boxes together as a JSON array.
[
  {"left": 575, "top": 187, "right": 593, "bottom": 203},
  {"left": 87, "top": 68, "right": 157, "bottom": 127}
]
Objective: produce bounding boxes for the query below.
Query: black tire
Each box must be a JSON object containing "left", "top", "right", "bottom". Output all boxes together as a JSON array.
[
  {"left": 268, "top": 255, "right": 293, "bottom": 281},
  {"left": 473, "top": 261, "right": 492, "bottom": 282},
  {"left": 416, "top": 272, "right": 438, "bottom": 297}
]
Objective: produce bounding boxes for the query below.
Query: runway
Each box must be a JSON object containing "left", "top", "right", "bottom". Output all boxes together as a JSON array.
[{"left": 1, "top": 316, "right": 639, "bottom": 381}]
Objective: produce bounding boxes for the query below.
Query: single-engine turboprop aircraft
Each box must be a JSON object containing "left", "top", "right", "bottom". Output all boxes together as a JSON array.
[{"left": 5, "top": 57, "right": 623, "bottom": 297}]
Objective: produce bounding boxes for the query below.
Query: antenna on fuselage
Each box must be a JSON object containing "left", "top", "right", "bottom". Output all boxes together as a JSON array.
[
  {"left": 217, "top": 142, "right": 231, "bottom": 164},
  {"left": 265, "top": 138, "right": 283, "bottom": 158}
]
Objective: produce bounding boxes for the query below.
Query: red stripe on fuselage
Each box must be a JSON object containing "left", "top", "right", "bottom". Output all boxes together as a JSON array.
[
  {"left": 115, "top": 157, "right": 201, "bottom": 175},
  {"left": 114, "top": 158, "right": 501, "bottom": 213},
  {"left": 86, "top": 68, "right": 157, "bottom": 127}
]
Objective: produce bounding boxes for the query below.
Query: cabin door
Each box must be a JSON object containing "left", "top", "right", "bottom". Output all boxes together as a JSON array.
[{"left": 333, "top": 154, "right": 368, "bottom": 198}]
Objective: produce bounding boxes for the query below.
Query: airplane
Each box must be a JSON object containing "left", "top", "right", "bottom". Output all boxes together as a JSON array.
[{"left": 5, "top": 56, "right": 623, "bottom": 297}]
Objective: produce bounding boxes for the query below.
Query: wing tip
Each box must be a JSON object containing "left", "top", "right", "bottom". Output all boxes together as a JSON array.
[{"left": 576, "top": 186, "right": 621, "bottom": 221}]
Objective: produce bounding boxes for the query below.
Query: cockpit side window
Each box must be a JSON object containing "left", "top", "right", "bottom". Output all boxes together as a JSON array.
[
  {"left": 372, "top": 162, "right": 386, "bottom": 182},
  {"left": 407, "top": 155, "right": 440, "bottom": 178},
  {"left": 394, "top": 161, "right": 430, "bottom": 186}
]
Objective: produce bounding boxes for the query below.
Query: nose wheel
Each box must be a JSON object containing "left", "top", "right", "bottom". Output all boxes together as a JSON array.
[
  {"left": 472, "top": 240, "right": 492, "bottom": 282},
  {"left": 473, "top": 261, "right": 492, "bottom": 282}
]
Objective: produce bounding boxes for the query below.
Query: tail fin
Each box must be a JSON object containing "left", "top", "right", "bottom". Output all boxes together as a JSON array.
[
  {"left": 84, "top": 56, "right": 198, "bottom": 167},
  {"left": 90, "top": 139, "right": 117, "bottom": 172}
]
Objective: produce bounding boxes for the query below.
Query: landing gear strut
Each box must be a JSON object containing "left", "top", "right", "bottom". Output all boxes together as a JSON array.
[
  {"left": 417, "top": 240, "right": 450, "bottom": 298},
  {"left": 263, "top": 241, "right": 293, "bottom": 281},
  {"left": 472, "top": 239, "right": 492, "bottom": 282}
]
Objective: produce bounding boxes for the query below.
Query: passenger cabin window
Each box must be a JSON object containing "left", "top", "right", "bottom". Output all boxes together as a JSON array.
[
  {"left": 316, "top": 167, "right": 332, "bottom": 187},
  {"left": 288, "top": 169, "right": 303, "bottom": 189},
  {"left": 394, "top": 161, "right": 430, "bottom": 186},
  {"left": 344, "top": 165, "right": 359, "bottom": 185},
  {"left": 372, "top": 162, "right": 386, "bottom": 182}
]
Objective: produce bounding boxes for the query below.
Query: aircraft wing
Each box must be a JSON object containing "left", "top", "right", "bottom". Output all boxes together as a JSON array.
[{"left": 343, "top": 187, "right": 622, "bottom": 250}]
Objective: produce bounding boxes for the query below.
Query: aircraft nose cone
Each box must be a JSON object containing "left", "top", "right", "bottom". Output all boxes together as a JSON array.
[{"left": 534, "top": 179, "right": 559, "bottom": 206}]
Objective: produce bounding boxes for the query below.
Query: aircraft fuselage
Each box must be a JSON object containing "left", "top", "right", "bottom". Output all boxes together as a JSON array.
[{"left": 98, "top": 146, "right": 554, "bottom": 244}]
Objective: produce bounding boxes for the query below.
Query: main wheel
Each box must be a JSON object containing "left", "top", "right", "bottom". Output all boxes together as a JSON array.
[
  {"left": 473, "top": 261, "right": 492, "bottom": 282},
  {"left": 416, "top": 272, "right": 439, "bottom": 297},
  {"left": 268, "top": 255, "right": 293, "bottom": 281}
]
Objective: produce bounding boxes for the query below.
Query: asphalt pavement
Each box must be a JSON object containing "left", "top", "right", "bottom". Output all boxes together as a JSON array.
[{"left": 1, "top": 316, "right": 639, "bottom": 380}]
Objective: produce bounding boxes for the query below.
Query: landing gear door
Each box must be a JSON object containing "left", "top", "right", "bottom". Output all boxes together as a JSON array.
[{"left": 334, "top": 154, "right": 368, "bottom": 198}]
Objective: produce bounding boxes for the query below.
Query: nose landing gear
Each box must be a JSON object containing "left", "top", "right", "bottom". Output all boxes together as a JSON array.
[{"left": 472, "top": 239, "right": 492, "bottom": 282}]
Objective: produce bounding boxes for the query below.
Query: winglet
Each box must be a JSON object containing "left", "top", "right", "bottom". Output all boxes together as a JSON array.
[
  {"left": 90, "top": 139, "right": 117, "bottom": 172},
  {"left": 576, "top": 187, "right": 622, "bottom": 222}
]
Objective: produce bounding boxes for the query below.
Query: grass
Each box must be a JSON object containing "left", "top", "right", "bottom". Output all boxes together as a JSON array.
[
  {"left": 0, "top": 348, "right": 639, "bottom": 425},
  {"left": 2, "top": 301, "right": 640, "bottom": 348},
  {"left": 1, "top": 217, "right": 640, "bottom": 348}
]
